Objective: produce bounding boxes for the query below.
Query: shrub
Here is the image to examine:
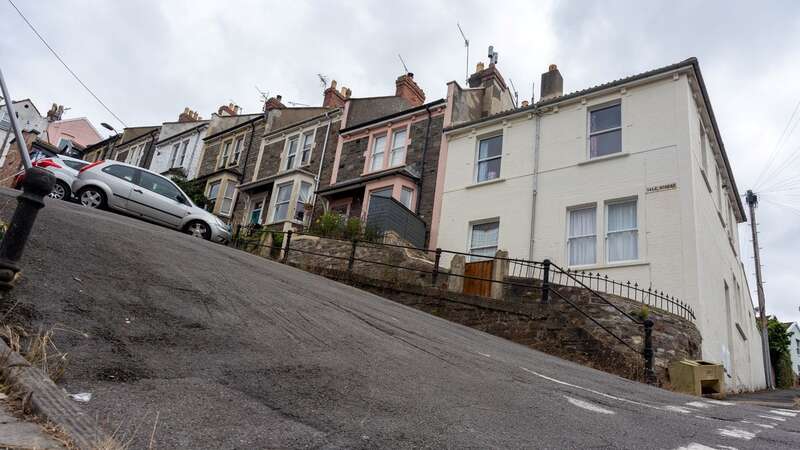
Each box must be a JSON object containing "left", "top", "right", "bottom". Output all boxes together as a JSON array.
[
  {"left": 170, "top": 174, "right": 208, "bottom": 207},
  {"left": 343, "top": 217, "right": 362, "bottom": 240},
  {"left": 313, "top": 212, "right": 343, "bottom": 238}
]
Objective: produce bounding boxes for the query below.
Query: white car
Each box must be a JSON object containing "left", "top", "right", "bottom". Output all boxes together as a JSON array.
[
  {"left": 72, "top": 160, "right": 232, "bottom": 243},
  {"left": 14, "top": 154, "right": 89, "bottom": 201}
]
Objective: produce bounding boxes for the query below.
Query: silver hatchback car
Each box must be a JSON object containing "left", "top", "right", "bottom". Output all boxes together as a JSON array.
[{"left": 72, "top": 160, "right": 232, "bottom": 243}]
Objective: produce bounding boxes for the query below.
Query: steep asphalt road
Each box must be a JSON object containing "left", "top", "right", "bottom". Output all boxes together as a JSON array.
[{"left": 1, "top": 189, "right": 798, "bottom": 449}]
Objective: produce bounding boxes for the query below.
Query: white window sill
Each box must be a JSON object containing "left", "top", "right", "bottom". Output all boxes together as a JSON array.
[
  {"left": 577, "top": 152, "right": 628, "bottom": 166},
  {"left": 466, "top": 178, "right": 505, "bottom": 189},
  {"left": 567, "top": 260, "right": 649, "bottom": 271}
]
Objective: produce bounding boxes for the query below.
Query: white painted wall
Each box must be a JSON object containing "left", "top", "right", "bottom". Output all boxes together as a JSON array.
[
  {"left": 437, "top": 70, "right": 766, "bottom": 391},
  {"left": 0, "top": 100, "right": 48, "bottom": 166},
  {"left": 149, "top": 122, "right": 208, "bottom": 179},
  {"left": 787, "top": 323, "right": 800, "bottom": 376}
]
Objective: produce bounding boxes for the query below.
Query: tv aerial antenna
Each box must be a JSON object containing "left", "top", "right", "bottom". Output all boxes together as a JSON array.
[
  {"left": 398, "top": 54, "right": 410, "bottom": 74},
  {"left": 255, "top": 85, "right": 269, "bottom": 102},
  {"left": 457, "top": 22, "right": 469, "bottom": 83},
  {"left": 317, "top": 74, "right": 329, "bottom": 88},
  {"left": 509, "top": 78, "right": 520, "bottom": 108},
  {"left": 287, "top": 101, "right": 310, "bottom": 107},
  {"left": 487, "top": 45, "right": 498, "bottom": 65}
]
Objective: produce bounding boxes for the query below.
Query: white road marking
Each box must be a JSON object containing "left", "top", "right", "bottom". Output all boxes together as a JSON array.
[
  {"left": 686, "top": 401, "right": 710, "bottom": 408},
  {"left": 519, "top": 367, "right": 657, "bottom": 409},
  {"left": 477, "top": 352, "right": 491, "bottom": 358},
  {"left": 741, "top": 420, "right": 774, "bottom": 429},
  {"left": 674, "top": 444, "right": 717, "bottom": 450},
  {"left": 564, "top": 395, "right": 615, "bottom": 415},
  {"left": 758, "top": 414, "right": 786, "bottom": 422},
  {"left": 662, "top": 405, "right": 692, "bottom": 414},
  {"left": 769, "top": 409, "right": 797, "bottom": 417},
  {"left": 717, "top": 427, "right": 756, "bottom": 440},
  {"left": 774, "top": 408, "right": 798, "bottom": 413},
  {"left": 717, "top": 446, "right": 739, "bottom": 450},
  {"left": 705, "top": 399, "right": 734, "bottom": 406}
]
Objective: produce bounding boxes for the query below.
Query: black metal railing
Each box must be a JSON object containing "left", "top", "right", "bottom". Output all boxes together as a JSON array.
[{"left": 230, "top": 229, "right": 690, "bottom": 383}]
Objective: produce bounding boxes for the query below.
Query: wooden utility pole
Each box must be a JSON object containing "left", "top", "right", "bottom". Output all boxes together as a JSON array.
[{"left": 746, "top": 189, "right": 774, "bottom": 389}]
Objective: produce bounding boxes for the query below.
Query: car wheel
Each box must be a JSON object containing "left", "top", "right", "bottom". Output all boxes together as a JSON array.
[
  {"left": 78, "top": 187, "right": 107, "bottom": 209},
  {"left": 49, "top": 180, "right": 70, "bottom": 201},
  {"left": 185, "top": 220, "right": 211, "bottom": 240}
]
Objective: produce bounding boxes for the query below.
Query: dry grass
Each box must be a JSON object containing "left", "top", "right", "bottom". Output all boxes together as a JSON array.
[{"left": 0, "top": 324, "right": 69, "bottom": 382}]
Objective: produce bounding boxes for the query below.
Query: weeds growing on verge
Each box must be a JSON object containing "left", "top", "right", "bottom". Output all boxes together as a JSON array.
[{"left": 0, "top": 325, "right": 69, "bottom": 382}]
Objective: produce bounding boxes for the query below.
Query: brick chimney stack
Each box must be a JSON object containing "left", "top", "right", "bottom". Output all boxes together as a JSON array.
[
  {"left": 263, "top": 95, "right": 286, "bottom": 112},
  {"left": 218, "top": 103, "right": 241, "bottom": 116},
  {"left": 395, "top": 73, "right": 425, "bottom": 107},
  {"left": 540, "top": 64, "right": 563, "bottom": 100},
  {"left": 178, "top": 107, "right": 201, "bottom": 122},
  {"left": 467, "top": 61, "right": 507, "bottom": 90},
  {"left": 322, "top": 80, "right": 351, "bottom": 108},
  {"left": 46, "top": 103, "right": 64, "bottom": 122}
]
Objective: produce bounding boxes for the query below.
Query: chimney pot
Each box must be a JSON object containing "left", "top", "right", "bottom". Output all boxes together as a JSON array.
[
  {"left": 521, "top": 100, "right": 529, "bottom": 107},
  {"left": 549, "top": 64, "right": 558, "bottom": 71},
  {"left": 476, "top": 62, "right": 485, "bottom": 72},
  {"left": 330, "top": 79, "right": 337, "bottom": 89},
  {"left": 395, "top": 73, "right": 425, "bottom": 107},
  {"left": 276, "top": 95, "right": 282, "bottom": 101}
]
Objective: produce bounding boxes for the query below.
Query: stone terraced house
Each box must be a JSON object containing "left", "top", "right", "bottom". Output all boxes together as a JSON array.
[{"left": 110, "top": 125, "right": 162, "bottom": 169}]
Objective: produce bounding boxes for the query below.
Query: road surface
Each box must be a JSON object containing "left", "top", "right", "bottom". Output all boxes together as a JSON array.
[{"left": 2, "top": 189, "right": 799, "bottom": 449}]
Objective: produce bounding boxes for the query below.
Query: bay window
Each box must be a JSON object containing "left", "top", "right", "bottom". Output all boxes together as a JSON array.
[
  {"left": 206, "top": 181, "right": 220, "bottom": 212},
  {"left": 589, "top": 104, "right": 621, "bottom": 158},
  {"left": 400, "top": 186, "right": 413, "bottom": 209},
  {"left": 219, "top": 182, "right": 236, "bottom": 216},
  {"left": 568, "top": 206, "right": 596, "bottom": 266},
  {"left": 469, "top": 221, "right": 499, "bottom": 261},
  {"left": 273, "top": 182, "right": 293, "bottom": 221},
  {"left": 476, "top": 135, "right": 502, "bottom": 182},
  {"left": 294, "top": 182, "right": 313, "bottom": 221},
  {"left": 389, "top": 129, "right": 407, "bottom": 166},
  {"left": 370, "top": 135, "right": 387, "bottom": 171},
  {"left": 606, "top": 200, "right": 638, "bottom": 262}
]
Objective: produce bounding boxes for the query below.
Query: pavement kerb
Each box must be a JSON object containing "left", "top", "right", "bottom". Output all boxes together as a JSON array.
[
  {"left": 729, "top": 399, "right": 800, "bottom": 410},
  {"left": 0, "top": 338, "right": 113, "bottom": 449}
]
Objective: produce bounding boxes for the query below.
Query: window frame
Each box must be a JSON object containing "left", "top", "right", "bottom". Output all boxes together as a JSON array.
[
  {"left": 206, "top": 181, "right": 221, "bottom": 212},
  {"left": 284, "top": 136, "right": 299, "bottom": 170},
  {"left": 588, "top": 102, "right": 622, "bottom": 159},
  {"left": 369, "top": 133, "right": 388, "bottom": 172},
  {"left": 468, "top": 219, "right": 500, "bottom": 261},
  {"left": 605, "top": 198, "right": 639, "bottom": 264},
  {"left": 218, "top": 140, "right": 232, "bottom": 169},
  {"left": 249, "top": 199, "right": 264, "bottom": 225},
  {"left": 272, "top": 182, "right": 294, "bottom": 222},
  {"left": 218, "top": 181, "right": 236, "bottom": 217},
  {"left": 389, "top": 127, "right": 409, "bottom": 167},
  {"left": 230, "top": 136, "right": 244, "bottom": 166},
  {"left": 399, "top": 186, "right": 414, "bottom": 210},
  {"left": 178, "top": 139, "right": 190, "bottom": 167},
  {"left": 294, "top": 181, "right": 313, "bottom": 222},
  {"left": 567, "top": 205, "right": 598, "bottom": 267},
  {"left": 300, "top": 130, "right": 315, "bottom": 166},
  {"left": 475, "top": 133, "right": 503, "bottom": 183}
]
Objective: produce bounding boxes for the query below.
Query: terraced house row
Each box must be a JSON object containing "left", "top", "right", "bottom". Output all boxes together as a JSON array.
[{"left": 80, "top": 58, "right": 765, "bottom": 391}]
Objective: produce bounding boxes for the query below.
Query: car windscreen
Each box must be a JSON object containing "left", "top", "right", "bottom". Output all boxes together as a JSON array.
[{"left": 62, "top": 160, "right": 88, "bottom": 171}]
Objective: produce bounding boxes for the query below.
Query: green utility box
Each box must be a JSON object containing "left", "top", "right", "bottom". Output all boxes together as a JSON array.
[{"left": 668, "top": 359, "right": 725, "bottom": 397}]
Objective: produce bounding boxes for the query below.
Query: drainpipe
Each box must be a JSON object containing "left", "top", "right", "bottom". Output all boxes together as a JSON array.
[
  {"left": 311, "top": 110, "right": 335, "bottom": 221},
  {"left": 415, "top": 104, "right": 434, "bottom": 215},
  {"left": 528, "top": 108, "right": 542, "bottom": 261}
]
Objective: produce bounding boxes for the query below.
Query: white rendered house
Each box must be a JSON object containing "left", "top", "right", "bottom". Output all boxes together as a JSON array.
[
  {"left": 787, "top": 322, "right": 800, "bottom": 378},
  {"left": 433, "top": 58, "right": 766, "bottom": 391},
  {"left": 149, "top": 111, "right": 209, "bottom": 180}
]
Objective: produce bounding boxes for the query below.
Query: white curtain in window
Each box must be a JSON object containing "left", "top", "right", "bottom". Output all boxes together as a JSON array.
[
  {"left": 371, "top": 135, "right": 386, "bottom": 171},
  {"left": 274, "top": 184, "right": 292, "bottom": 220},
  {"left": 470, "top": 222, "right": 499, "bottom": 260},
  {"left": 568, "top": 207, "right": 596, "bottom": 265},
  {"left": 607, "top": 201, "right": 637, "bottom": 262}
]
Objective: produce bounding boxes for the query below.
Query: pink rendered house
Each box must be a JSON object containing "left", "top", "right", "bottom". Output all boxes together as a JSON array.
[{"left": 42, "top": 104, "right": 103, "bottom": 155}]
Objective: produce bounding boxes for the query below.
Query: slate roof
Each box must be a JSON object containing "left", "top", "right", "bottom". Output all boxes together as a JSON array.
[{"left": 345, "top": 96, "right": 413, "bottom": 129}]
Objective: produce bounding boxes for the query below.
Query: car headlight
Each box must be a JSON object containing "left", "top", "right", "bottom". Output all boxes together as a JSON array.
[{"left": 214, "top": 217, "right": 227, "bottom": 228}]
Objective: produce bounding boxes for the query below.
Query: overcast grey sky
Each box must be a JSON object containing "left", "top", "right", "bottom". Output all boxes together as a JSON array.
[{"left": 2, "top": 0, "right": 799, "bottom": 322}]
